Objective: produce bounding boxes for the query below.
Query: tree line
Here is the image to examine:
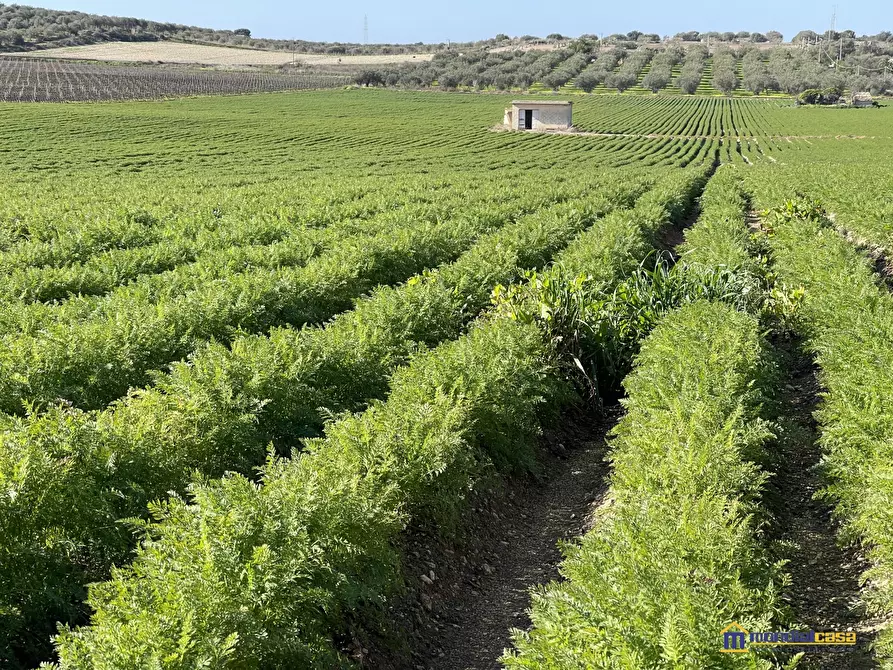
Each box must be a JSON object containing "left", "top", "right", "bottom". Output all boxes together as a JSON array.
[{"left": 356, "top": 38, "right": 893, "bottom": 96}]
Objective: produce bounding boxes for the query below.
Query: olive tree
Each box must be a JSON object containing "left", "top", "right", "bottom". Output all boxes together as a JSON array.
[
  {"left": 642, "top": 67, "right": 671, "bottom": 92},
  {"left": 676, "top": 72, "right": 701, "bottom": 94},
  {"left": 606, "top": 71, "right": 637, "bottom": 92},
  {"left": 713, "top": 69, "right": 738, "bottom": 95}
]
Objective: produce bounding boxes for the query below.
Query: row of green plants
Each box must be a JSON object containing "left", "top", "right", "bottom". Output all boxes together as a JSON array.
[
  {"left": 0, "top": 174, "right": 655, "bottom": 666},
  {"left": 491, "top": 165, "right": 713, "bottom": 400},
  {"left": 596, "top": 123, "right": 727, "bottom": 171},
  {"left": 48, "top": 317, "right": 558, "bottom": 669},
  {"left": 491, "top": 165, "right": 766, "bottom": 406},
  {"left": 503, "top": 166, "right": 796, "bottom": 668},
  {"left": 765, "top": 200, "right": 893, "bottom": 664},
  {"left": 36, "top": 169, "right": 709, "bottom": 669},
  {"left": 0, "top": 181, "right": 544, "bottom": 327},
  {"left": 504, "top": 300, "right": 788, "bottom": 669},
  {"left": 742, "top": 163, "right": 893, "bottom": 254},
  {"left": 1, "top": 92, "right": 746, "bottom": 189},
  {"left": 1, "top": 173, "right": 552, "bottom": 325},
  {"left": 0, "top": 186, "right": 409, "bottom": 305},
  {"left": 572, "top": 95, "right": 783, "bottom": 151},
  {"left": 0, "top": 177, "right": 389, "bottom": 268},
  {"left": 0, "top": 184, "right": 575, "bottom": 414},
  {"left": 677, "top": 166, "right": 764, "bottom": 275},
  {"left": 0, "top": 224, "right": 319, "bottom": 305},
  {"left": 0, "top": 173, "right": 551, "bottom": 303}
]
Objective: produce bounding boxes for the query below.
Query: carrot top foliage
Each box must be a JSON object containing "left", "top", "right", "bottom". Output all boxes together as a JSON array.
[{"left": 0, "top": 89, "right": 890, "bottom": 668}]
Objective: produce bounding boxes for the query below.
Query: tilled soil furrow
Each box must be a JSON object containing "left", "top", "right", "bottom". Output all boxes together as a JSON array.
[
  {"left": 365, "top": 412, "right": 615, "bottom": 670},
  {"left": 768, "top": 343, "right": 879, "bottom": 670}
]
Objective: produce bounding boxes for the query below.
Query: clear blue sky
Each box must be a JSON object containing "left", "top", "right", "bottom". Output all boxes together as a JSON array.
[{"left": 33, "top": 0, "right": 891, "bottom": 44}]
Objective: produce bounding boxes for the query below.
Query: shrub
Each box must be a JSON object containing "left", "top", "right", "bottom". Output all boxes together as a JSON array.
[
  {"left": 606, "top": 70, "right": 636, "bottom": 92},
  {"left": 677, "top": 71, "right": 701, "bottom": 94},
  {"left": 354, "top": 70, "right": 383, "bottom": 87}
]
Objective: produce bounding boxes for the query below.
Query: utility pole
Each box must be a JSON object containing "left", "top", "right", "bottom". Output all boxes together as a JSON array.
[
  {"left": 363, "top": 14, "right": 369, "bottom": 45},
  {"left": 831, "top": 5, "right": 839, "bottom": 66}
]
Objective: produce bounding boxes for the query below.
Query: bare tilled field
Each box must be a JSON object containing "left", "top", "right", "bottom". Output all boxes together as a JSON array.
[{"left": 3, "top": 41, "right": 434, "bottom": 66}]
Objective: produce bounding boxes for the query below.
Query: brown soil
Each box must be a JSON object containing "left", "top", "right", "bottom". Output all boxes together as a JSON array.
[
  {"left": 831, "top": 218, "right": 893, "bottom": 289},
  {"left": 765, "top": 341, "right": 879, "bottom": 669},
  {"left": 360, "top": 409, "right": 617, "bottom": 670},
  {"left": 746, "top": 209, "right": 763, "bottom": 232}
]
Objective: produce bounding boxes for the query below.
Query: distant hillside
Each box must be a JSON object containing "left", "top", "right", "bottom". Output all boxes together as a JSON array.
[
  {"left": 1, "top": 4, "right": 890, "bottom": 60},
  {"left": 0, "top": 3, "right": 450, "bottom": 54}
]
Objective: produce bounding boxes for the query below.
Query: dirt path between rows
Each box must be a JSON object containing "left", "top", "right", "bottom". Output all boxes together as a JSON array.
[
  {"left": 427, "top": 417, "right": 614, "bottom": 670},
  {"left": 766, "top": 342, "right": 879, "bottom": 669},
  {"left": 362, "top": 411, "right": 617, "bottom": 670}
]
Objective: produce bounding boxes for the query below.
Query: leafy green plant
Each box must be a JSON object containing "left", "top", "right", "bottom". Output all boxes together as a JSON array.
[
  {"left": 31, "top": 169, "right": 707, "bottom": 669},
  {"left": 0, "top": 177, "right": 651, "bottom": 665},
  {"left": 493, "top": 253, "right": 764, "bottom": 405},
  {"left": 760, "top": 197, "right": 827, "bottom": 236},
  {"left": 765, "top": 283, "right": 806, "bottom": 333},
  {"left": 46, "top": 318, "right": 562, "bottom": 669}
]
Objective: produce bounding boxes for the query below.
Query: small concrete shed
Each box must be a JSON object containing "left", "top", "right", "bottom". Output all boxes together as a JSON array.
[{"left": 504, "top": 100, "right": 573, "bottom": 131}]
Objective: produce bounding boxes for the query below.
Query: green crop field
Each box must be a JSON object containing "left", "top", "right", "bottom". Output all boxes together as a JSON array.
[{"left": 2, "top": 88, "right": 893, "bottom": 669}]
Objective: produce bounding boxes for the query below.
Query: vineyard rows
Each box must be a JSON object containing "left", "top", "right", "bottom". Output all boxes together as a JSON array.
[
  {"left": 0, "top": 90, "right": 891, "bottom": 669},
  {"left": 0, "top": 58, "right": 350, "bottom": 102}
]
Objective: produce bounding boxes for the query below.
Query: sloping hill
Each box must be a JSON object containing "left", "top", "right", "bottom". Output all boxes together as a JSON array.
[{"left": 0, "top": 3, "right": 439, "bottom": 54}]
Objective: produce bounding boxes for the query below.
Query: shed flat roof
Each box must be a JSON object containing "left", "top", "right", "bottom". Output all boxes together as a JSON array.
[{"left": 511, "top": 100, "right": 572, "bottom": 105}]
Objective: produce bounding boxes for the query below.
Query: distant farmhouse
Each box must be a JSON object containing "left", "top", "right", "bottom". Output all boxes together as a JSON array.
[{"left": 504, "top": 100, "right": 573, "bottom": 131}]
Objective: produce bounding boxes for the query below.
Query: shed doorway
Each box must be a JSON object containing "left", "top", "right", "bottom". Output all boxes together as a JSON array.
[{"left": 523, "top": 109, "right": 533, "bottom": 130}]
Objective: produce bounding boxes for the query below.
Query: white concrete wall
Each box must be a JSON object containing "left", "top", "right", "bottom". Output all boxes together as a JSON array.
[
  {"left": 510, "top": 104, "right": 572, "bottom": 130},
  {"left": 532, "top": 105, "right": 572, "bottom": 130}
]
